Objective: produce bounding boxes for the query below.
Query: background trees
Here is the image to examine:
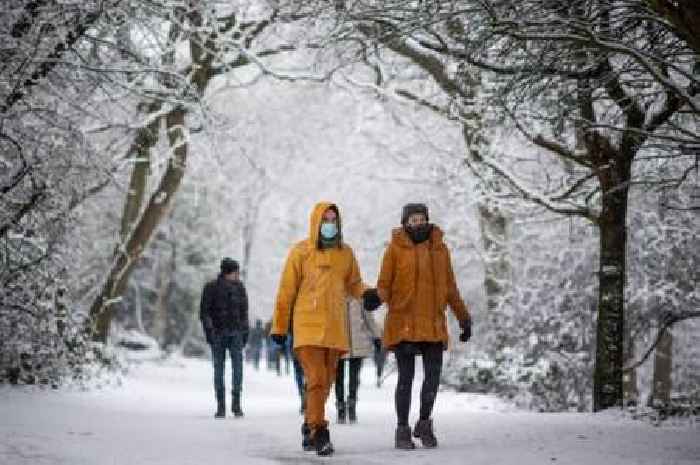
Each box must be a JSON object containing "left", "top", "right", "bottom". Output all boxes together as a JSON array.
[{"left": 2, "top": 0, "right": 697, "bottom": 413}]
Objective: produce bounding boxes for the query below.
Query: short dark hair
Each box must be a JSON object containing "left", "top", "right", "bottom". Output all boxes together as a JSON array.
[
  {"left": 220, "top": 257, "right": 239, "bottom": 274},
  {"left": 401, "top": 203, "right": 429, "bottom": 225}
]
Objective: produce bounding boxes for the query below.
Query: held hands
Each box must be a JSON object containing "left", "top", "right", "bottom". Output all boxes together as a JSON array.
[
  {"left": 362, "top": 288, "right": 382, "bottom": 311},
  {"left": 242, "top": 331, "right": 249, "bottom": 346},
  {"left": 271, "top": 333, "right": 287, "bottom": 347},
  {"left": 459, "top": 317, "right": 472, "bottom": 343}
]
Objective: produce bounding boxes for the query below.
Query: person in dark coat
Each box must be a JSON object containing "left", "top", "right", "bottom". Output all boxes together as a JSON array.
[{"left": 200, "top": 257, "right": 249, "bottom": 418}]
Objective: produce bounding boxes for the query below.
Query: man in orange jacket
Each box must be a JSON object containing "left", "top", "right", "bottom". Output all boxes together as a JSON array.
[
  {"left": 270, "top": 202, "right": 372, "bottom": 456},
  {"left": 368, "top": 203, "right": 472, "bottom": 450}
]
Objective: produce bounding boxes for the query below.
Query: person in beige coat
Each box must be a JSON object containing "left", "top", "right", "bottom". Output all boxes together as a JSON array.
[{"left": 335, "top": 297, "right": 382, "bottom": 424}]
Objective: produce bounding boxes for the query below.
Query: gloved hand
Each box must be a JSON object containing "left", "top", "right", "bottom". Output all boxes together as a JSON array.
[
  {"left": 271, "top": 333, "right": 287, "bottom": 347},
  {"left": 362, "top": 288, "right": 382, "bottom": 311},
  {"left": 373, "top": 338, "right": 382, "bottom": 352},
  {"left": 241, "top": 331, "right": 249, "bottom": 346},
  {"left": 459, "top": 317, "right": 472, "bottom": 342}
]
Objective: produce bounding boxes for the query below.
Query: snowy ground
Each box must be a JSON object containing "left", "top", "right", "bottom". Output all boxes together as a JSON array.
[{"left": 1, "top": 356, "right": 698, "bottom": 465}]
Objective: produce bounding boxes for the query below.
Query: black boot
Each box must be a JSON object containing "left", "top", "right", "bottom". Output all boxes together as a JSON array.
[
  {"left": 215, "top": 389, "right": 225, "bottom": 418},
  {"left": 336, "top": 401, "right": 346, "bottom": 424},
  {"left": 413, "top": 418, "right": 438, "bottom": 448},
  {"left": 347, "top": 398, "right": 357, "bottom": 423},
  {"left": 301, "top": 423, "right": 314, "bottom": 451},
  {"left": 395, "top": 425, "right": 416, "bottom": 450},
  {"left": 232, "top": 392, "right": 243, "bottom": 418},
  {"left": 314, "top": 426, "right": 334, "bottom": 456}
]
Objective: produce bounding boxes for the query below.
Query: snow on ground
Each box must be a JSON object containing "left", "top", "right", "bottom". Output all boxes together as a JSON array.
[{"left": 1, "top": 356, "right": 698, "bottom": 465}]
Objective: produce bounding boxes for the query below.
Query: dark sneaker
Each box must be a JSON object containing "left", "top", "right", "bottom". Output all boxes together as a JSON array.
[
  {"left": 301, "top": 423, "right": 314, "bottom": 451},
  {"left": 413, "top": 419, "right": 438, "bottom": 448},
  {"left": 395, "top": 425, "right": 416, "bottom": 450},
  {"left": 314, "top": 426, "right": 334, "bottom": 456}
]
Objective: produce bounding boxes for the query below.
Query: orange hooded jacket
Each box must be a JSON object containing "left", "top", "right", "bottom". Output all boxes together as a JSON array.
[
  {"left": 271, "top": 202, "right": 365, "bottom": 353},
  {"left": 377, "top": 225, "right": 469, "bottom": 349}
]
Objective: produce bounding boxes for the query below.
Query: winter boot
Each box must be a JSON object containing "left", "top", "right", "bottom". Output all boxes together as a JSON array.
[
  {"left": 347, "top": 398, "right": 357, "bottom": 424},
  {"left": 336, "top": 400, "right": 346, "bottom": 424},
  {"left": 314, "top": 426, "right": 334, "bottom": 456},
  {"left": 215, "top": 389, "right": 225, "bottom": 419},
  {"left": 232, "top": 392, "right": 244, "bottom": 418},
  {"left": 395, "top": 425, "right": 416, "bottom": 450},
  {"left": 413, "top": 418, "right": 438, "bottom": 448},
  {"left": 301, "top": 423, "right": 314, "bottom": 451}
]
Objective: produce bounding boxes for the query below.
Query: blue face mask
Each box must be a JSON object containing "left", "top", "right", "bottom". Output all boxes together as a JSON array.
[{"left": 320, "top": 222, "right": 338, "bottom": 239}]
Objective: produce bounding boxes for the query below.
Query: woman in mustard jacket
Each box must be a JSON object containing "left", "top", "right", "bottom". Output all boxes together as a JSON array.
[
  {"left": 373, "top": 203, "right": 472, "bottom": 450},
  {"left": 270, "top": 201, "right": 368, "bottom": 456}
]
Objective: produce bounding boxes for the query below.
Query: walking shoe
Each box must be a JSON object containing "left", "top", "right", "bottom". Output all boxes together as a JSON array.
[
  {"left": 301, "top": 423, "right": 314, "bottom": 451},
  {"left": 314, "top": 426, "right": 334, "bottom": 456},
  {"left": 395, "top": 425, "right": 416, "bottom": 449},
  {"left": 336, "top": 401, "right": 346, "bottom": 424},
  {"left": 413, "top": 418, "right": 438, "bottom": 448}
]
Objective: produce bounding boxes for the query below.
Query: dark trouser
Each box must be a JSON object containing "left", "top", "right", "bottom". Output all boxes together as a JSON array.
[
  {"left": 211, "top": 332, "right": 244, "bottom": 396},
  {"left": 335, "top": 357, "right": 363, "bottom": 403},
  {"left": 394, "top": 341, "right": 443, "bottom": 426}
]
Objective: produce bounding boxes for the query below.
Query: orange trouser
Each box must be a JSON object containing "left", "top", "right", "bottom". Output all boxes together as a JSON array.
[{"left": 295, "top": 346, "right": 341, "bottom": 435}]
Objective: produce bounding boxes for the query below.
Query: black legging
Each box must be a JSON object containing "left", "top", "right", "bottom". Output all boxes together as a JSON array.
[
  {"left": 394, "top": 341, "right": 443, "bottom": 426},
  {"left": 335, "top": 357, "right": 363, "bottom": 403}
]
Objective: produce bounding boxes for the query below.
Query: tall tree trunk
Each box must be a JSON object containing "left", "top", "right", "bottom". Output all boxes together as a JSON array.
[
  {"left": 89, "top": 106, "right": 188, "bottom": 342},
  {"left": 650, "top": 328, "right": 673, "bottom": 408},
  {"left": 120, "top": 102, "right": 161, "bottom": 241},
  {"left": 593, "top": 158, "right": 631, "bottom": 411},
  {"left": 622, "top": 328, "right": 639, "bottom": 406}
]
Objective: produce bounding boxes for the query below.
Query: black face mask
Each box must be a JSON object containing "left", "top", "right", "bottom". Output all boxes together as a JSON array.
[{"left": 405, "top": 223, "right": 432, "bottom": 244}]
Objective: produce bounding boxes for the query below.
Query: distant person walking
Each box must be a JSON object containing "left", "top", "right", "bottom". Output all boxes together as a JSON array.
[
  {"left": 269, "top": 202, "right": 373, "bottom": 456},
  {"left": 367, "top": 203, "right": 472, "bottom": 449},
  {"left": 199, "top": 258, "right": 249, "bottom": 418},
  {"left": 247, "top": 319, "right": 265, "bottom": 370},
  {"left": 335, "top": 297, "right": 382, "bottom": 424}
]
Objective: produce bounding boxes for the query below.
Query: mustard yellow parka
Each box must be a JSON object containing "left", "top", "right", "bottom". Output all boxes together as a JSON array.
[
  {"left": 378, "top": 225, "right": 469, "bottom": 350},
  {"left": 271, "top": 202, "right": 365, "bottom": 353}
]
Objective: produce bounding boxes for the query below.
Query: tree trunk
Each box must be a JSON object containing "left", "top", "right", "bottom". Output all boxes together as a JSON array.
[
  {"left": 89, "top": 106, "right": 188, "bottom": 343},
  {"left": 622, "top": 329, "right": 639, "bottom": 406},
  {"left": 650, "top": 329, "right": 673, "bottom": 408},
  {"left": 479, "top": 203, "right": 510, "bottom": 313},
  {"left": 593, "top": 158, "right": 631, "bottom": 411},
  {"left": 120, "top": 102, "right": 160, "bottom": 242}
]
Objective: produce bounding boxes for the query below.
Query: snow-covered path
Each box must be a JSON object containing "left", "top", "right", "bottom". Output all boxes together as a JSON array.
[{"left": 1, "top": 357, "right": 698, "bottom": 465}]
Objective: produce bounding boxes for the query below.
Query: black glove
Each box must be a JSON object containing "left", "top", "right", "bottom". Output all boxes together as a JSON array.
[
  {"left": 271, "top": 333, "right": 287, "bottom": 347},
  {"left": 241, "top": 331, "right": 249, "bottom": 346},
  {"left": 373, "top": 338, "right": 382, "bottom": 352},
  {"left": 459, "top": 318, "right": 472, "bottom": 342},
  {"left": 362, "top": 288, "right": 382, "bottom": 311}
]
